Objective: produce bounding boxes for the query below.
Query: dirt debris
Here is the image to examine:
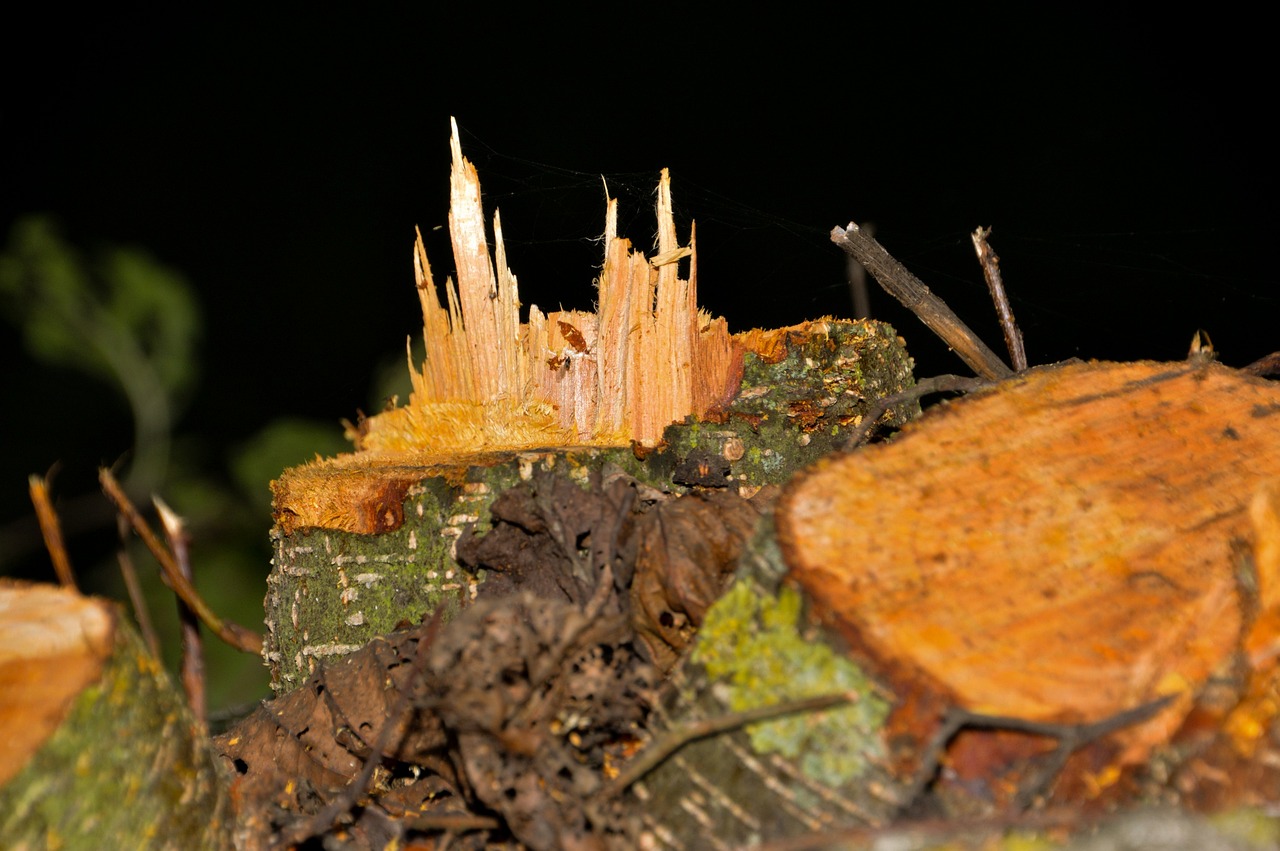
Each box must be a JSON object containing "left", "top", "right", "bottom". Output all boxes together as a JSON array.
[{"left": 217, "top": 469, "right": 763, "bottom": 849}]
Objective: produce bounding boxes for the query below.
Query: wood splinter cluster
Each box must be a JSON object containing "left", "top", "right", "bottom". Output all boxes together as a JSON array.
[
  {"left": 272, "top": 120, "right": 753, "bottom": 533},
  {"left": 353, "top": 118, "right": 743, "bottom": 459}
]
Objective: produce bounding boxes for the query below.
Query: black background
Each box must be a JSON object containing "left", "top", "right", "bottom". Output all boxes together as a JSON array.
[{"left": 2, "top": 7, "right": 1273, "bottom": 582}]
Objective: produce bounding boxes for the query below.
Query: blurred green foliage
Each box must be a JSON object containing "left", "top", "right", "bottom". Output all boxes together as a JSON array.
[
  {"left": 0, "top": 216, "right": 359, "bottom": 716},
  {"left": 0, "top": 217, "right": 199, "bottom": 492},
  {"left": 0, "top": 217, "right": 199, "bottom": 392},
  {"left": 231, "top": 419, "right": 352, "bottom": 516}
]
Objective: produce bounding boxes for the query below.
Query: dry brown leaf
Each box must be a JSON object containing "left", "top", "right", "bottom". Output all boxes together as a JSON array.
[{"left": 627, "top": 490, "right": 766, "bottom": 672}]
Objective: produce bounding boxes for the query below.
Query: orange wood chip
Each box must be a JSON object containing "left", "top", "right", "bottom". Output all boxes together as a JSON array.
[
  {"left": 0, "top": 580, "right": 115, "bottom": 786},
  {"left": 777, "top": 359, "right": 1280, "bottom": 767}
]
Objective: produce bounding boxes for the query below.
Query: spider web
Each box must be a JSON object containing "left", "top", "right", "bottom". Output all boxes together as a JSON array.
[{"left": 438, "top": 127, "right": 1276, "bottom": 375}]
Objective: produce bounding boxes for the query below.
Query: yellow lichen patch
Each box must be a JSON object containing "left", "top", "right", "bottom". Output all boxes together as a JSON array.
[{"left": 691, "top": 580, "right": 889, "bottom": 787}]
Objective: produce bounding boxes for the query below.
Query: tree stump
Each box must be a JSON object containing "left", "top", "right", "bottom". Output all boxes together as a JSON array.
[
  {"left": 264, "top": 121, "right": 917, "bottom": 694},
  {"left": 0, "top": 580, "right": 233, "bottom": 850}
]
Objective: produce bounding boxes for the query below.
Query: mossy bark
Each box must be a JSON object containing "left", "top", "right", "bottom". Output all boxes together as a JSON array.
[
  {"left": 632, "top": 518, "right": 906, "bottom": 848},
  {"left": 0, "top": 602, "right": 233, "bottom": 851},
  {"left": 265, "top": 319, "right": 917, "bottom": 693}
]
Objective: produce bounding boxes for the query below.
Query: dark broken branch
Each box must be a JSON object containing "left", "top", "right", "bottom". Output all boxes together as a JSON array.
[
  {"left": 902, "top": 693, "right": 1178, "bottom": 813},
  {"left": 971, "top": 226, "right": 1027, "bottom": 371},
  {"left": 100, "top": 468, "right": 263, "bottom": 655},
  {"left": 831, "top": 223, "right": 1013, "bottom": 381}
]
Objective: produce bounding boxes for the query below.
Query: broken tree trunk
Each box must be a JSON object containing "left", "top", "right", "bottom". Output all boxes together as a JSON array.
[
  {"left": 264, "top": 120, "right": 917, "bottom": 694},
  {"left": 0, "top": 580, "right": 233, "bottom": 850}
]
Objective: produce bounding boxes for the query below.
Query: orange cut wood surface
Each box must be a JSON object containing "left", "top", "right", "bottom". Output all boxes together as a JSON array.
[
  {"left": 0, "top": 580, "right": 115, "bottom": 786},
  {"left": 777, "top": 359, "right": 1280, "bottom": 765},
  {"left": 272, "top": 120, "right": 747, "bottom": 534}
]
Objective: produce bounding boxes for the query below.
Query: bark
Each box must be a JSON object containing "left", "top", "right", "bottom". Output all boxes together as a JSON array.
[
  {"left": 0, "top": 580, "right": 232, "bottom": 850},
  {"left": 265, "top": 318, "right": 917, "bottom": 693},
  {"left": 634, "top": 519, "right": 906, "bottom": 847}
]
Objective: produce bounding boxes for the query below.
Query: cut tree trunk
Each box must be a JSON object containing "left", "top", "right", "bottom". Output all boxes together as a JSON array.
[
  {"left": 776, "top": 357, "right": 1280, "bottom": 810},
  {"left": 0, "top": 580, "right": 233, "bottom": 850},
  {"left": 264, "top": 120, "right": 917, "bottom": 695}
]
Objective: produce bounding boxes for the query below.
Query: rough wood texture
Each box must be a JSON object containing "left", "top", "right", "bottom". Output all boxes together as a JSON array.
[
  {"left": 272, "top": 119, "right": 742, "bottom": 536},
  {"left": 636, "top": 520, "right": 906, "bottom": 848},
  {"left": 264, "top": 319, "right": 917, "bottom": 694},
  {"left": 263, "top": 122, "right": 918, "bottom": 694},
  {"left": 0, "top": 580, "right": 232, "bottom": 850},
  {"left": 778, "top": 358, "right": 1280, "bottom": 798}
]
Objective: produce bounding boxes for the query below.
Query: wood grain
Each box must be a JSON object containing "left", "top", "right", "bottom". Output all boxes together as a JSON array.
[{"left": 778, "top": 359, "right": 1280, "bottom": 765}]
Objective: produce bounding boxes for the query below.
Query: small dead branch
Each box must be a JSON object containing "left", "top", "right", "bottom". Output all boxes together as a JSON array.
[
  {"left": 902, "top": 694, "right": 1178, "bottom": 812},
  {"left": 971, "top": 226, "right": 1027, "bottom": 371},
  {"left": 844, "top": 374, "right": 988, "bottom": 448},
  {"left": 831, "top": 222, "right": 1013, "bottom": 381},
  {"left": 155, "top": 496, "right": 206, "bottom": 728},
  {"left": 99, "top": 467, "right": 263, "bottom": 655},
  {"left": 27, "top": 473, "right": 77, "bottom": 591},
  {"left": 600, "top": 691, "right": 856, "bottom": 800},
  {"left": 115, "top": 513, "right": 162, "bottom": 658}
]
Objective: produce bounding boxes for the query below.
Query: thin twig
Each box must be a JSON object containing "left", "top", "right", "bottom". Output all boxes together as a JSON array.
[
  {"left": 27, "top": 473, "right": 78, "bottom": 591},
  {"left": 1243, "top": 351, "right": 1280, "bottom": 376},
  {"left": 902, "top": 693, "right": 1177, "bottom": 812},
  {"left": 971, "top": 226, "right": 1027, "bottom": 371},
  {"left": 599, "top": 692, "right": 855, "bottom": 800},
  {"left": 155, "top": 496, "right": 207, "bottom": 728},
  {"left": 116, "top": 513, "right": 162, "bottom": 658},
  {"left": 844, "top": 374, "right": 988, "bottom": 449},
  {"left": 99, "top": 467, "right": 263, "bottom": 655},
  {"left": 831, "top": 223, "right": 1013, "bottom": 381},
  {"left": 846, "top": 221, "right": 875, "bottom": 319}
]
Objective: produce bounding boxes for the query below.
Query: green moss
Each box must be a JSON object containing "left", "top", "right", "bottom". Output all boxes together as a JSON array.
[
  {"left": 637, "top": 320, "right": 917, "bottom": 494},
  {"left": 267, "top": 320, "right": 917, "bottom": 692},
  {"left": 1208, "top": 807, "right": 1280, "bottom": 847},
  {"left": 0, "top": 621, "right": 232, "bottom": 850},
  {"left": 692, "top": 580, "right": 890, "bottom": 787}
]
